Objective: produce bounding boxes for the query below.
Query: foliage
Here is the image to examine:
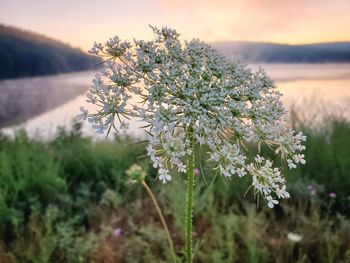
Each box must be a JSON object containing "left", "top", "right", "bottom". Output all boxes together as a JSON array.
[{"left": 0, "top": 118, "right": 349, "bottom": 262}]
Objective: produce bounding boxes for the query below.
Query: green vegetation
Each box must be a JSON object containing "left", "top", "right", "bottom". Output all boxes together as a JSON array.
[
  {"left": 0, "top": 119, "right": 349, "bottom": 262},
  {"left": 0, "top": 25, "right": 100, "bottom": 79}
]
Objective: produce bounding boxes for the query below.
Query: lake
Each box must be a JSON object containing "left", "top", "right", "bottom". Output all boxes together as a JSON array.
[{"left": 1, "top": 63, "right": 350, "bottom": 139}]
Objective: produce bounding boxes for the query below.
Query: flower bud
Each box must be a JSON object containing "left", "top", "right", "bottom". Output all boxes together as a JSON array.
[{"left": 125, "top": 164, "right": 146, "bottom": 183}]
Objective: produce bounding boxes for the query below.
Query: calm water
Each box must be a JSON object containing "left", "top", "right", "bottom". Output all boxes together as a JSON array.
[{"left": 2, "top": 64, "right": 350, "bottom": 139}]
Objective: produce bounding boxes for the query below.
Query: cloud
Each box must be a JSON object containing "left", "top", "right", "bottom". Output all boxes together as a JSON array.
[
  {"left": 152, "top": 0, "right": 350, "bottom": 43},
  {"left": 1, "top": 0, "right": 349, "bottom": 50}
]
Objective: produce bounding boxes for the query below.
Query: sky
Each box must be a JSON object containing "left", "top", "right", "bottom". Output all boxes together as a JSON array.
[{"left": 0, "top": 0, "right": 349, "bottom": 51}]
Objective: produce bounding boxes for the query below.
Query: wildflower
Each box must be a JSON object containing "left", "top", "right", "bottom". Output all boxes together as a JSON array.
[
  {"left": 113, "top": 227, "right": 122, "bottom": 237},
  {"left": 308, "top": 184, "right": 317, "bottom": 196},
  {"left": 255, "top": 155, "right": 264, "bottom": 164},
  {"left": 193, "top": 168, "right": 200, "bottom": 176},
  {"left": 159, "top": 168, "right": 172, "bottom": 183},
  {"left": 287, "top": 232, "right": 302, "bottom": 242},
  {"left": 77, "top": 107, "right": 88, "bottom": 121},
  {"left": 177, "top": 162, "right": 187, "bottom": 173},
  {"left": 267, "top": 195, "right": 279, "bottom": 208},
  {"left": 293, "top": 154, "right": 306, "bottom": 164},
  {"left": 236, "top": 167, "right": 246, "bottom": 177},
  {"left": 329, "top": 192, "right": 336, "bottom": 198},
  {"left": 287, "top": 159, "right": 297, "bottom": 169},
  {"left": 120, "top": 120, "right": 130, "bottom": 130},
  {"left": 82, "top": 25, "right": 306, "bottom": 208}
]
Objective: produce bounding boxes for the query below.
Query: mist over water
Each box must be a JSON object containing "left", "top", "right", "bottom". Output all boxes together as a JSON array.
[{"left": 1, "top": 63, "right": 350, "bottom": 139}]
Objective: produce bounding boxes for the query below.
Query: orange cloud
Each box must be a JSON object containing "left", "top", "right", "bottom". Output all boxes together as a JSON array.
[
  {"left": 151, "top": 0, "right": 350, "bottom": 44},
  {"left": 1, "top": 0, "right": 348, "bottom": 51}
]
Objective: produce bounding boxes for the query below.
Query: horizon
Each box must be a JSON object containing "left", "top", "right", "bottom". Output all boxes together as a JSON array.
[
  {"left": 2, "top": 23, "right": 350, "bottom": 54},
  {"left": 1, "top": 0, "right": 350, "bottom": 52}
]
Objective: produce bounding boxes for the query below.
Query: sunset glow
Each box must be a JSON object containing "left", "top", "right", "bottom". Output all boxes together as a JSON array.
[{"left": 0, "top": 0, "right": 349, "bottom": 51}]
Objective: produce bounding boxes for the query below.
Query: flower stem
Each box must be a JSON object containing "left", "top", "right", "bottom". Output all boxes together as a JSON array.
[
  {"left": 141, "top": 180, "right": 177, "bottom": 263},
  {"left": 185, "top": 141, "right": 195, "bottom": 263}
]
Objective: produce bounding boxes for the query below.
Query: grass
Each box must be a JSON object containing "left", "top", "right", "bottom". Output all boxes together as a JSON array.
[{"left": 0, "top": 119, "right": 349, "bottom": 262}]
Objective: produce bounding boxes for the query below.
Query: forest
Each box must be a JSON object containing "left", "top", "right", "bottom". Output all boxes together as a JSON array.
[
  {"left": 0, "top": 25, "right": 100, "bottom": 80},
  {"left": 213, "top": 41, "right": 350, "bottom": 63}
]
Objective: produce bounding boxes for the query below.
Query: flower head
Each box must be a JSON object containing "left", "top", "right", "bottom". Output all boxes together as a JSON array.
[
  {"left": 82, "top": 26, "right": 306, "bottom": 207},
  {"left": 308, "top": 184, "right": 317, "bottom": 196},
  {"left": 193, "top": 168, "right": 200, "bottom": 176},
  {"left": 329, "top": 192, "right": 336, "bottom": 198},
  {"left": 287, "top": 232, "right": 302, "bottom": 242},
  {"left": 113, "top": 227, "right": 122, "bottom": 237}
]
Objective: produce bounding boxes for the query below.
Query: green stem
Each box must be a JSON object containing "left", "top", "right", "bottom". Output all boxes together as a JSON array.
[
  {"left": 142, "top": 180, "right": 177, "bottom": 263},
  {"left": 186, "top": 139, "right": 195, "bottom": 263}
]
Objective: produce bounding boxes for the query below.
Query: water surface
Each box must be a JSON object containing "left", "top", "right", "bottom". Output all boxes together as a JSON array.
[{"left": 1, "top": 64, "right": 350, "bottom": 139}]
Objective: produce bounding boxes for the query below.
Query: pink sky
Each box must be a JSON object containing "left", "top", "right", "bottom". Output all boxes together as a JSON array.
[{"left": 0, "top": 0, "right": 349, "bottom": 51}]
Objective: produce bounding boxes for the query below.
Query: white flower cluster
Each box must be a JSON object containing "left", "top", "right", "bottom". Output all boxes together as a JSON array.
[
  {"left": 81, "top": 26, "right": 306, "bottom": 207},
  {"left": 248, "top": 155, "right": 290, "bottom": 208}
]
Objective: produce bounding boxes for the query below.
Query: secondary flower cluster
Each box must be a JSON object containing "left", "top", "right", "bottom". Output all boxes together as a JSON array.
[{"left": 80, "top": 26, "right": 306, "bottom": 207}]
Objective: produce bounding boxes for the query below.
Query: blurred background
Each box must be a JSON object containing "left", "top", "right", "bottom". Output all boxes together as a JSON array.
[{"left": 0, "top": 1, "right": 349, "bottom": 262}]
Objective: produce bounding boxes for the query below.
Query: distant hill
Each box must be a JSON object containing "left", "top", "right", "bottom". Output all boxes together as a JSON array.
[
  {"left": 0, "top": 25, "right": 100, "bottom": 79},
  {"left": 212, "top": 41, "right": 350, "bottom": 63}
]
